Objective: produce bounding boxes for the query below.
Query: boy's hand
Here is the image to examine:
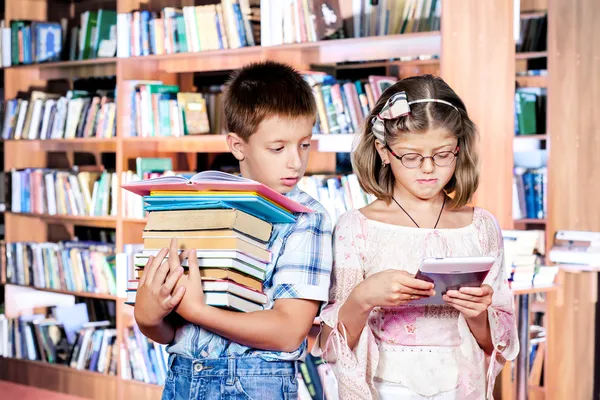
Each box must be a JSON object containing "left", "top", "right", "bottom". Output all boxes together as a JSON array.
[
  {"left": 134, "top": 239, "right": 186, "bottom": 328},
  {"left": 352, "top": 269, "right": 435, "bottom": 310},
  {"left": 175, "top": 249, "right": 207, "bottom": 320},
  {"left": 443, "top": 285, "right": 494, "bottom": 321}
]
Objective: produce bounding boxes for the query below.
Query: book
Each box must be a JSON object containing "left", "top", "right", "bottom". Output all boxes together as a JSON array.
[
  {"left": 134, "top": 266, "right": 263, "bottom": 290},
  {"left": 126, "top": 290, "right": 263, "bottom": 312},
  {"left": 122, "top": 170, "right": 313, "bottom": 214},
  {"left": 138, "top": 248, "right": 266, "bottom": 272},
  {"left": 144, "top": 208, "right": 273, "bottom": 243}
]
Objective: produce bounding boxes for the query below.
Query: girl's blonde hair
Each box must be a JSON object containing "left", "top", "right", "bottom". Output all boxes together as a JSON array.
[{"left": 352, "top": 75, "right": 479, "bottom": 209}]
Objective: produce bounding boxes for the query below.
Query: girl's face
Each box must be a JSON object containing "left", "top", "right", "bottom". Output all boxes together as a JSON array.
[{"left": 376, "top": 127, "right": 459, "bottom": 201}]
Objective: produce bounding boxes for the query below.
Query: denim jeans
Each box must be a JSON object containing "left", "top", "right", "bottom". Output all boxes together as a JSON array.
[{"left": 161, "top": 355, "right": 299, "bottom": 400}]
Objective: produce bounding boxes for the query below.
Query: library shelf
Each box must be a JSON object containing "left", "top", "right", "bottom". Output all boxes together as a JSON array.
[
  {"left": 514, "top": 218, "right": 547, "bottom": 225},
  {"left": 5, "top": 138, "right": 118, "bottom": 152},
  {"left": 119, "top": 32, "right": 441, "bottom": 74},
  {"left": 514, "top": 134, "right": 547, "bottom": 141},
  {"left": 516, "top": 75, "right": 548, "bottom": 88},
  {"left": 6, "top": 212, "right": 118, "bottom": 228},
  {"left": 511, "top": 284, "right": 559, "bottom": 295},
  {"left": 0, "top": 357, "right": 118, "bottom": 400},
  {"left": 5, "top": 283, "right": 118, "bottom": 301},
  {"left": 516, "top": 51, "right": 548, "bottom": 60}
]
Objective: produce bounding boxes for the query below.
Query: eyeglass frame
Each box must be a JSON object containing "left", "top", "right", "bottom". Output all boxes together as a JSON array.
[{"left": 385, "top": 144, "right": 460, "bottom": 169}]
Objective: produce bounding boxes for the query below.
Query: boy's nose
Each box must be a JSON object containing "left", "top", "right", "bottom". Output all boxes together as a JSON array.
[{"left": 287, "top": 150, "right": 302, "bottom": 170}]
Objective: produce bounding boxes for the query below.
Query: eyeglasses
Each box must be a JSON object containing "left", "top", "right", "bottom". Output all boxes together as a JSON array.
[{"left": 386, "top": 144, "right": 460, "bottom": 169}]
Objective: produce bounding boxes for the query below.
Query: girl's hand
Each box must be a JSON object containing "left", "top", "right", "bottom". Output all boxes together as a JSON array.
[
  {"left": 443, "top": 285, "right": 494, "bottom": 320},
  {"left": 134, "top": 239, "right": 187, "bottom": 328},
  {"left": 352, "top": 269, "right": 435, "bottom": 310}
]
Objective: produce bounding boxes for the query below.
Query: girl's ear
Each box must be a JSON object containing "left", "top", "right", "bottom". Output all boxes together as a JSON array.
[
  {"left": 226, "top": 132, "right": 246, "bottom": 161},
  {"left": 374, "top": 139, "right": 389, "bottom": 165}
]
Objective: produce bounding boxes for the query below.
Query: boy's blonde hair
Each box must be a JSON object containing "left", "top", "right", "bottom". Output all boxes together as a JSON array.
[{"left": 352, "top": 75, "right": 479, "bottom": 209}]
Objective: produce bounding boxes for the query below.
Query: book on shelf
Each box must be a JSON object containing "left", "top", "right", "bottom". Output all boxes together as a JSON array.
[
  {"left": 122, "top": 170, "right": 312, "bottom": 313},
  {"left": 298, "top": 173, "right": 375, "bottom": 223},
  {"left": 0, "top": 311, "right": 118, "bottom": 375},
  {"left": 121, "top": 324, "right": 168, "bottom": 384},
  {"left": 502, "top": 229, "right": 558, "bottom": 288},
  {"left": 5, "top": 241, "right": 116, "bottom": 296},
  {"left": 121, "top": 81, "right": 211, "bottom": 138},
  {"left": 514, "top": 87, "right": 546, "bottom": 136},
  {"left": 303, "top": 72, "right": 397, "bottom": 135},
  {"left": 9, "top": 168, "right": 117, "bottom": 217},
  {"left": 513, "top": 167, "right": 547, "bottom": 220},
  {"left": 2, "top": 89, "right": 117, "bottom": 140},
  {"left": 516, "top": 13, "right": 547, "bottom": 53}
]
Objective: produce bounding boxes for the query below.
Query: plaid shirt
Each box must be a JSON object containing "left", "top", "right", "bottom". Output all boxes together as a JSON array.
[{"left": 167, "top": 187, "right": 333, "bottom": 361}]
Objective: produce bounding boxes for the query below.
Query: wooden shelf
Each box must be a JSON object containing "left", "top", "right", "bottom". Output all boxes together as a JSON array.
[
  {"left": 8, "top": 58, "right": 117, "bottom": 70},
  {"left": 6, "top": 283, "right": 117, "bottom": 300},
  {"left": 516, "top": 51, "right": 548, "bottom": 60},
  {"left": 122, "top": 134, "right": 358, "bottom": 153},
  {"left": 516, "top": 75, "right": 548, "bottom": 87},
  {"left": 120, "top": 379, "right": 163, "bottom": 400},
  {"left": 512, "top": 284, "right": 559, "bottom": 295},
  {"left": 120, "top": 32, "right": 441, "bottom": 73},
  {"left": 514, "top": 134, "right": 548, "bottom": 140},
  {"left": 0, "top": 357, "right": 117, "bottom": 400},
  {"left": 5, "top": 138, "right": 118, "bottom": 152},
  {"left": 6, "top": 212, "right": 117, "bottom": 228},
  {"left": 520, "top": 11, "right": 548, "bottom": 18},
  {"left": 514, "top": 218, "right": 547, "bottom": 225}
]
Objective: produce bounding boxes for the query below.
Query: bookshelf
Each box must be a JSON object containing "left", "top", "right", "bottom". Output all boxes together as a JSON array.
[{"left": 0, "top": 0, "right": 597, "bottom": 399}]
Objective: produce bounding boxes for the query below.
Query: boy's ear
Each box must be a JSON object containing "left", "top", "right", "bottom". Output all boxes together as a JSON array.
[{"left": 226, "top": 132, "right": 246, "bottom": 161}]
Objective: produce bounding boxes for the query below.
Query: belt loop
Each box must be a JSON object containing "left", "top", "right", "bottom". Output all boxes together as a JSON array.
[
  {"left": 227, "top": 356, "right": 236, "bottom": 385},
  {"left": 293, "top": 360, "right": 299, "bottom": 377},
  {"left": 167, "top": 354, "right": 176, "bottom": 370}
]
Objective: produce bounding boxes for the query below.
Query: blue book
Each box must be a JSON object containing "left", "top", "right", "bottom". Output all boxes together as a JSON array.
[{"left": 143, "top": 194, "right": 295, "bottom": 224}]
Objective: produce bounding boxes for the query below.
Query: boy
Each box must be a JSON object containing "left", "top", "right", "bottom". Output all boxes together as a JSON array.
[{"left": 134, "top": 61, "right": 333, "bottom": 399}]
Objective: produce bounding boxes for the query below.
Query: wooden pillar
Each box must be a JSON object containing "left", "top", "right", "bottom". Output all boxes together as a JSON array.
[
  {"left": 545, "top": 0, "right": 600, "bottom": 398},
  {"left": 440, "top": 0, "right": 516, "bottom": 229}
]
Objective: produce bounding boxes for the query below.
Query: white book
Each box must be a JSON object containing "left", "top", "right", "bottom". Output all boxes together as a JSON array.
[
  {"left": 2, "top": 27, "right": 10, "bottom": 67},
  {"left": 44, "top": 172, "right": 57, "bottom": 215},
  {"left": 127, "top": 290, "right": 262, "bottom": 312},
  {"left": 27, "top": 99, "right": 44, "bottom": 139},
  {"left": 13, "top": 100, "right": 29, "bottom": 140},
  {"left": 116, "top": 13, "right": 131, "bottom": 58},
  {"left": 137, "top": 250, "right": 267, "bottom": 272}
]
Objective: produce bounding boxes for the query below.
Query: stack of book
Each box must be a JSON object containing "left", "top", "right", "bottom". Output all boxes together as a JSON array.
[{"left": 121, "top": 170, "right": 312, "bottom": 313}]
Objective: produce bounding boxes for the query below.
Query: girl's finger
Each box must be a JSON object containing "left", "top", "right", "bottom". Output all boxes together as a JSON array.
[
  {"left": 443, "top": 296, "right": 481, "bottom": 311},
  {"left": 445, "top": 291, "right": 481, "bottom": 302}
]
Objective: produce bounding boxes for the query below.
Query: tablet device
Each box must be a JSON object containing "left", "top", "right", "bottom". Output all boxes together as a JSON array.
[{"left": 413, "top": 256, "right": 495, "bottom": 305}]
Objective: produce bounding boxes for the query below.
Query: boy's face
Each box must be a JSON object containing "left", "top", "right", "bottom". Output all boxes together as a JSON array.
[{"left": 228, "top": 115, "right": 314, "bottom": 194}]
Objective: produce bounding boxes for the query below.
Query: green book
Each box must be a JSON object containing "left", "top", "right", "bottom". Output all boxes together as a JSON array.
[
  {"left": 94, "top": 9, "right": 117, "bottom": 58},
  {"left": 80, "top": 11, "right": 98, "bottom": 60},
  {"left": 135, "top": 157, "right": 173, "bottom": 179},
  {"left": 516, "top": 92, "right": 538, "bottom": 135}
]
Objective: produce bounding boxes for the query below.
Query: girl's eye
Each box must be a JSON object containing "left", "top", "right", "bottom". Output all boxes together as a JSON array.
[
  {"left": 402, "top": 154, "right": 421, "bottom": 162},
  {"left": 269, "top": 147, "right": 284, "bottom": 153}
]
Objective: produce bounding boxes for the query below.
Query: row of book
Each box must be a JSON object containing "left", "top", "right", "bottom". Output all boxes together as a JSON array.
[
  {"left": 5, "top": 241, "right": 117, "bottom": 296},
  {"left": 515, "top": 87, "right": 546, "bottom": 136},
  {"left": 502, "top": 229, "right": 558, "bottom": 289},
  {"left": 0, "top": 11, "right": 118, "bottom": 67},
  {"left": 2, "top": 90, "right": 116, "bottom": 140},
  {"left": 349, "top": 0, "right": 442, "bottom": 39},
  {"left": 121, "top": 80, "right": 211, "bottom": 138},
  {"left": 513, "top": 167, "right": 547, "bottom": 220},
  {"left": 117, "top": 3, "right": 257, "bottom": 58},
  {"left": 122, "top": 324, "right": 169, "bottom": 385},
  {"left": 298, "top": 174, "right": 374, "bottom": 223},
  {"left": 10, "top": 168, "right": 117, "bottom": 217},
  {"left": 517, "top": 14, "right": 547, "bottom": 53},
  {"left": 305, "top": 73, "right": 397, "bottom": 135},
  {"left": 0, "top": 313, "right": 118, "bottom": 375}
]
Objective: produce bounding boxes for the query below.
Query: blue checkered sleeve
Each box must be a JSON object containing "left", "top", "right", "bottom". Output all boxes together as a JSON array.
[{"left": 271, "top": 210, "right": 333, "bottom": 302}]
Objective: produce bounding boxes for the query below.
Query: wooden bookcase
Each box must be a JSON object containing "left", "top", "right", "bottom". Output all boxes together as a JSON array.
[{"left": 0, "top": 0, "right": 597, "bottom": 399}]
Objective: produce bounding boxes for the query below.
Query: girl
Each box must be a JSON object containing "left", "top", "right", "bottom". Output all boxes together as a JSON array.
[{"left": 315, "top": 75, "right": 519, "bottom": 399}]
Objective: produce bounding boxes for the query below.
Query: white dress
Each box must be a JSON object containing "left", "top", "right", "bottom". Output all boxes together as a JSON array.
[{"left": 313, "top": 208, "right": 519, "bottom": 400}]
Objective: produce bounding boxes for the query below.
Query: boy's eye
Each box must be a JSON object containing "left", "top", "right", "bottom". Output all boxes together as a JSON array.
[
  {"left": 269, "top": 147, "right": 284, "bottom": 153},
  {"left": 301, "top": 143, "right": 311, "bottom": 149}
]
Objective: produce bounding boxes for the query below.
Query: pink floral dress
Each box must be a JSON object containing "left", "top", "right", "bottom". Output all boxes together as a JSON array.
[{"left": 312, "top": 208, "right": 519, "bottom": 399}]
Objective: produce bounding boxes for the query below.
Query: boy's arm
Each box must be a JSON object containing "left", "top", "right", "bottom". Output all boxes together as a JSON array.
[
  {"left": 177, "top": 210, "right": 332, "bottom": 352},
  {"left": 179, "top": 295, "right": 320, "bottom": 352}
]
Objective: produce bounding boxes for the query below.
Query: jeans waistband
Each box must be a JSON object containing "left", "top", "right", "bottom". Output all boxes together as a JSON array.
[{"left": 168, "top": 354, "right": 298, "bottom": 378}]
